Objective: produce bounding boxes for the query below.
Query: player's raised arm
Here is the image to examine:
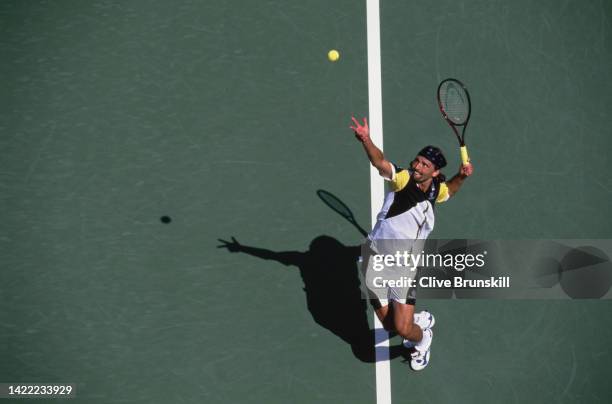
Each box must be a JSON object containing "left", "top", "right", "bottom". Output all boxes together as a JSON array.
[
  {"left": 350, "top": 116, "right": 393, "bottom": 179},
  {"left": 445, "top": 162, "right": 473, "bottom": 196}
]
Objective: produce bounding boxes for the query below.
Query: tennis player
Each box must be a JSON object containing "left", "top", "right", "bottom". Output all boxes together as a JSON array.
[{"left": 350, "top": 116, "right": 473, "bottom": 370}]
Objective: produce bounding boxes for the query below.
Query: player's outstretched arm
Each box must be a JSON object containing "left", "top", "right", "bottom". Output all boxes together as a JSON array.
[
  {"left": 350, "top": 116, "right": 393, "bottom": 179},
  {"left": 446, "top": 163, "right": 473, "bottom": 196},
  {"left": 217, "top": 237, "right": 303, "bottom": 267}
]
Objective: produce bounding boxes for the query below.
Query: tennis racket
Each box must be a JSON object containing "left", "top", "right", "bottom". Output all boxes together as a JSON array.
[{"left": 437, "top": 78, "right": 472, "bottom": 165}]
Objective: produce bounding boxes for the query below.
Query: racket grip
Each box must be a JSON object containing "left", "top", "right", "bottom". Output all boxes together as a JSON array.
[{"left": 460, "top": 145, "right": 470, "bottom": 165}]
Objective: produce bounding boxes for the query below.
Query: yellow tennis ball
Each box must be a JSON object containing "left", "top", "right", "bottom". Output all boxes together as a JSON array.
[{"left": 328, "top": 49, "right": 340, "bottom": 62}]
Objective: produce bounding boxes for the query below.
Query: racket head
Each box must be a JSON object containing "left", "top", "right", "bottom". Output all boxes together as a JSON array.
[{"left": 437, "top": 78, "right": 471, "bottom": 127}]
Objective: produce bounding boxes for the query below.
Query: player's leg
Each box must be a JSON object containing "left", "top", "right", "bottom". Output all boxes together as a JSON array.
[
  {"left": 361, "top": 243, "right": 396, "bottom": 330},
  {"left": 372, "top": 301, "right": 394, "bottom": 331},
  {"left": 391, "top": 290, "right": 434, "bottom": 371},
  {"left": 390, "top": 300, "right": 422, "bottom": 341}
]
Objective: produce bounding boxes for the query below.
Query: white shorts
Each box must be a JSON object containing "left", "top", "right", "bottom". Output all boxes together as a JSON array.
[{"left": 360, "top": 242, "right": 418, "bottom": 305}]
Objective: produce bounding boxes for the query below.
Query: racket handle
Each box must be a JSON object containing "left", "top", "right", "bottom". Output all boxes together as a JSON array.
[{"left": 460, "top": 145, "right": 470, "bottom": 165}]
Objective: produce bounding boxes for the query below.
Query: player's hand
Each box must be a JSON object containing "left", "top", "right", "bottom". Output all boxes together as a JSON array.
[
  {"left": 459, "top": 163, "right": 473, "bottom": 178},
  {"left": 350, "top": 116, "right": 370, "bottom": 143},
  {"left": 217, "top": 237, "right": 242, "bottom": 252}
]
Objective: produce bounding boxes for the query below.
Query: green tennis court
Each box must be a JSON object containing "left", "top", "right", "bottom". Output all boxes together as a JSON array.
[{"left": 2, "top": 0, "right": 612, "bottom": 402}]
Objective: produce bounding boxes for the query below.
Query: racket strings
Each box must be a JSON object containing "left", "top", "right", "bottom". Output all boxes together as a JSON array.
[{"left": 439, "top": 83, "right": 469, "bottom": 125}]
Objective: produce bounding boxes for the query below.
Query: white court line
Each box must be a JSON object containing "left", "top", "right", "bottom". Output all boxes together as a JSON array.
[{"left": 366, "top": 1, "right": 391, "bottom": 403}]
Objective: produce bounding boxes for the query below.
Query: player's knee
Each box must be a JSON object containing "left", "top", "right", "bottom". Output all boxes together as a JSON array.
[
  {"left": 395, "top": 323, "right": 412, "bottom": 340},
  {"left": 394, "top": 316, "right": 415, "bottom": 339}
]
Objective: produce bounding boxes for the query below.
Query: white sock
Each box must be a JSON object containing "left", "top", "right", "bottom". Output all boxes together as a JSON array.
[
  {"left": 415, "top": 328, "right": 432, "bottom": 352},
  {"left": 413, "top": 312, "right": 422, "bottom": 324}
]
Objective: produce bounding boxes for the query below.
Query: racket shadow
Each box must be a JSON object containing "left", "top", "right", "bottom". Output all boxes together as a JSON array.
[{"left": 316, "top": 189, "right": 368, "bottom": 237}]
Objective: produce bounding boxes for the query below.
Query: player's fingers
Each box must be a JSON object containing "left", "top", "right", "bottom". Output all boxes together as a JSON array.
[
  {"left": 363, "top": 117, "right": 368, "bottom": 126},
  {"left": 351, "top": 116, "right": 359, "bottom": 125}
]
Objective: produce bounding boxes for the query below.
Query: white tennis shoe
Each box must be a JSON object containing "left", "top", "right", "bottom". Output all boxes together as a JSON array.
[
  {"left": 414, "top": 310, "right": 436, "bottom": 330},
  {"left": 410, "top": 328, "right": 433, "bottom": 371},
  {"left": 402, "top": 310, "right": 435, "bottom": 350}
]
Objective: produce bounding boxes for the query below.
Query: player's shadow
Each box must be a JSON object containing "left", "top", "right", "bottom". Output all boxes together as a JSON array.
[{"left": 217, "top": 191, "right": 404, "bottom": 363}]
